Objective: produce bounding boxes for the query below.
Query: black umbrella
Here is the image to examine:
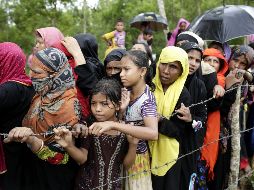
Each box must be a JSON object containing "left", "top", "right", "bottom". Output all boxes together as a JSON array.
[
  {"left": 130, "top": 12, "right": 168, "bottom": 31},
  {"left": 188, "top": 5, "right": 254, "bottom": 43}
]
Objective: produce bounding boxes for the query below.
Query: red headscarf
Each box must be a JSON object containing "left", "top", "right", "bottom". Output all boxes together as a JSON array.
[
  {"left": 52, "top": 42, "right": 91, "bottom": 119},
  {"left": 0, "top": 42, "right": 32, "bottom": 86}
]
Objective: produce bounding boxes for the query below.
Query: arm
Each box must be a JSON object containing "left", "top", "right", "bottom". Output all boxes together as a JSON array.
[
  {"left": 102, "top": 31, "right": 115, "bottom": 46},
  {"left": 123, "top": 135, "right": 138, "bottom": 169}
]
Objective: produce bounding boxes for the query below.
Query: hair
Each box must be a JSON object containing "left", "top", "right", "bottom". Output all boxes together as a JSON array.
[
  {"left": 123, "top": 50, "right": 155, "bottom": 91},
  {"left": 116, "top": 18, "right": 124, "bottom": 24},
  {"left": 143, "top": 28, "right": 153, "bottom": 36}
]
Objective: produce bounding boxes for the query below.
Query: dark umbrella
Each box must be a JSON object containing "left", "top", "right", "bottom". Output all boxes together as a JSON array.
[
  {"left": 130, "top": 12, "right": 168, "bottom": 31},
  {"left": 188, "top": 5, "right": 254, "bottom": 43}
]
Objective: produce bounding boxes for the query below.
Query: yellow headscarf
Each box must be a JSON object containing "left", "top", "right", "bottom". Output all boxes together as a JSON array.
[{"left": 149, "top": 46, "right": 189, "bottom": 176}]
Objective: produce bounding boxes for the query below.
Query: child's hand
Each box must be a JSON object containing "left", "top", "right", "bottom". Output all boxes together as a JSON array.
[
  {"left": 127, "top": 135, "right": 139, "bottom": 145},
  {"left": 89, "top": 121, "right": 114, "bottom": 136},
  {"left": 213, "top": 85, "right": 225, "bottom": 98},
  {"left": 120, "top": 88, "right": 130, "bottom": 113},
  {"left": 3, "top": 127, "right": 34, "bottom": 143},
  {"left": 54, "top": 127, "right": 73, "bottom": 149},
  {"left": 175, "top": 103, "right": 192, "bottom": 122},
  {"left": 72, "top": 123, "right": 89, "bottom": 138}
]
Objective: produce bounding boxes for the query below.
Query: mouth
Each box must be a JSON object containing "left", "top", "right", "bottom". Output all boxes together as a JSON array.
[{"left": 160, "top": 76, "right": 169, "bottom": 81}]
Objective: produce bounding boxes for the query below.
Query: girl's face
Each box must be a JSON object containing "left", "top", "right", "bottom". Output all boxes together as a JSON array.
[
  {"left": 229, "top": 54, "right": 248, "bottom": 71},
  {"left": 34, "top": 36, "right": 46, "bottom": 53},
  {"left": 120, "top": 56, "right": 146, "bottom": 88},
  {"left": 158, "top": 61, "right": 182, "bottom": 90},
  {"left": 131, "top": 44, "right": 146, "bottom": 53},
  {"left": 106, "top": 61, "right": 122, "bottom": 77},
  {"left": 204, "top": 55, "right": 220, "bottom": 72},
  {"left": 187, "top": 49, "right": 201, "bottom": 75},
  {"left": 91, "top": 93, "right": 119, "bottom": 122}
]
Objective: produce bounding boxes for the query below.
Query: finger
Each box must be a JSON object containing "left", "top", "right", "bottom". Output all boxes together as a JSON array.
[{"left": 3, "top": 137, "right": 11, "bottom": 143}]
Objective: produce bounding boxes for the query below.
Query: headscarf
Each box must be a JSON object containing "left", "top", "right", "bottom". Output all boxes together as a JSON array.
[
  {"left": 179, "top": 41, "right": 203, "bottom": 57},
  {"left": 23, "top": 48, "right": 81, "bottom": 143},
  {"left": 203, "top": 48, "right": 228, "bottom": 87},
  {"left": 0, "top": 42, "right": 32, "bottom": 86},
  {"left": 167, "top": 18, "right": 190, "bottom": 46},
  {"left": 176, "top": 31, "right": 204, "bottom": 48},
  {"left": 104, "top": 48, "right": 126, "bottom": 68},
  {"left": 36, "top": 27, "right": 64, "bottom": 48},
  {"left": 74, "top": 33, "right": 104, "bottom": 78},
  {"left": 231, "top": 45, "right": 254, "bottom": 68},
  {"left": 52, "top": 41, "right": 91, "bottom": 119},
  {"left": 149, "top": 46, "right": 189, "bottom": 176}
]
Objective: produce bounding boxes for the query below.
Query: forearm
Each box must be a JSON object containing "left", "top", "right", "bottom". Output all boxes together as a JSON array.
[
  {"left": 26, "top": 136, "right": 44, "bottom": 153},
  {"left": 123, "top": 144, "right": 137, "bottom": 169},
  {"left": 73, "top": 51, "right": 86, "bottom": 66},
  {"left": 113, "top": 122, "right": 158, "bottom": 140},
  {"left": 65, "top": 146, "right": 87, "bottom": 165}
]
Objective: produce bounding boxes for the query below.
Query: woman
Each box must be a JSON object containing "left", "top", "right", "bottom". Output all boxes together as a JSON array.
[
  {"left": 5, "top": 47, "right": 82, "bottom": 190},
  {"left": 0, "top": 42, "right": 35, "bottom": 190},
  {"left": 149, "top": 46, "right": 191, "bottom": 190}
]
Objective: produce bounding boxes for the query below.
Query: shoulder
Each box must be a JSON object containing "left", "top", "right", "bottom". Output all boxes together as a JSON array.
[{"left": 0, "top": 81, "right": 34, "bottom": 95}]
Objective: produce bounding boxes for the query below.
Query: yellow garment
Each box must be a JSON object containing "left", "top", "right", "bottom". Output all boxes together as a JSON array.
[
  {"left": 102, "top": 31, "right": 118, "bottom": 57},
  {"left": 149, "top": 46, "right": 189, "bottom": 176}
]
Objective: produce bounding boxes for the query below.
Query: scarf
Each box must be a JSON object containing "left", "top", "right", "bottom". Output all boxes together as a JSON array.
[
  {"left": 149, "top": 46, "right": 189, "bottom": 176},
  {"left": 23, "top": 48, "right": 81, "bottom": 143},
  {"left": 201, "top": 48, "right": 228, "bottom": 180},
  {"left": 36, "top": 27, "right": 64, "bottom": 48}
]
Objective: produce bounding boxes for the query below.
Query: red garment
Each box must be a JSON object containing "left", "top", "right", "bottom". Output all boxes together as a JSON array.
[
  {"left": 52, "top": 42, "right": 91, "bottom": 119},
  {"left": 201, "top": 48, "right": 228, "bottom": 180}
]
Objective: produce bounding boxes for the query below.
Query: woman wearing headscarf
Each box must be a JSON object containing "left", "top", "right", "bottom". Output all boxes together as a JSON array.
[
  {"left": 5, "top": 47, "right": 82, "bottom": 190},
  {"left": 180, "top": 42, "right": 208, "bottom": 189},
  {"left": 0, "top": 42, "right": 35, "bottom": 190},
  {"left": 167, "top": 18, "right": 190, "bottom": 46},
  {"left": 149, "top": 46, "right": 191, "bottom": 190}
]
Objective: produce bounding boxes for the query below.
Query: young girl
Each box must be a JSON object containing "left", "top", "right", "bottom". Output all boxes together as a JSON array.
[
  {"left": 89, "top": 50, "right": 158, "bottom": 190},
  {"left": 54, "top": 78, "right": 138, "bottom": 190}
]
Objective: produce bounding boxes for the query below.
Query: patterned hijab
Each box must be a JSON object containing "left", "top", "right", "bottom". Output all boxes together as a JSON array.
[
  {"left": 0, "top": 42, "right": 32, "bottom": 86},
  {"left": 23, "top": 48, "right": 81, "bottom": 143}
]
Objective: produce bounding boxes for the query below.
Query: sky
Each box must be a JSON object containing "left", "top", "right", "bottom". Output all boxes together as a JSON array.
[{"left": 86, "top": 0, "right": 99, "bottom": 8}]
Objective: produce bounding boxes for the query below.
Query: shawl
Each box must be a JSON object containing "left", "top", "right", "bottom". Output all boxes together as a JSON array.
[
  {"left": 23, "top": 48, "right": 81, "bottom": 143},
  {"left": 36, "top": 27, "right": 64, "bottom": 48},
  {"left": 149, "top": 46, "right": 189, "bottom": 176}
]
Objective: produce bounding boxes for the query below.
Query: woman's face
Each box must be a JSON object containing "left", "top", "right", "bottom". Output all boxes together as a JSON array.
[
  {"left": 203, "top": 55, "right": 220, "bottom": 72},
  {"left": 34, "top": 36, "right": 46, "bottom": 53},
  {"left": 91, "top": 92, "right": 119, "bottom": 122},
  {"left": 158, "top": 61, "right": 182, "bottom": 91},
  {"left": 132, "top": 44, "right": 146, "bottom": 53},
  {"left": 229, "top": 54, "right": 248, "bottom": 71},
  {"left": 106, "top": 61, "right": 122, "bottom": 77},
  {"left": 187, "top": 49, "right": 201, "bottom": 75}
]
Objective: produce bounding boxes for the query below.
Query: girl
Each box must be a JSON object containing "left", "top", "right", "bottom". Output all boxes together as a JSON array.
[
  {"left": 54, "top": 78, "right": 138, "bottom": 190},
  {"left": 89, "top": 50, "right": 158, "bottom": 190}
]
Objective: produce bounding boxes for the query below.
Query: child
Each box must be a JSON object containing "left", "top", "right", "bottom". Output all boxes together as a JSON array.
[
  {"left": 89, "top": 50, "right": 158, "bottom": 190},
  {"left": 54, "top": 78, "right": 138, "bottom": 190},
  {"left": 102, "top": 18, "right": 126, "bottom": 57}
]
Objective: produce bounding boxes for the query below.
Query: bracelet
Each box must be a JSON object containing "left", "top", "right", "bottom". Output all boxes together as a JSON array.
[{"left": 35, "top": 140, "right": 44, "bottom": 153}]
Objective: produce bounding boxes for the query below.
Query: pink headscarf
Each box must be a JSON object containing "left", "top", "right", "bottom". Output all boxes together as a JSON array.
[
  {"left": 0, "top": 42, "right": 32, "bottom": 86},
  {"left": 167, "top": 18, "right": 190, "bottom": 46},
  {"left": 36, "top": 27, "right": 64, "bottom": 48}
]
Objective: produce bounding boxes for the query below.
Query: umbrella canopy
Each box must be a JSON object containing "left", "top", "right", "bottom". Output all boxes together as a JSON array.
[
  {"left": 130, "top": 12, "right": 168, "bottom": 31},
  {"left": 188, "top": 5, "right": 254, "bottom": 43}
]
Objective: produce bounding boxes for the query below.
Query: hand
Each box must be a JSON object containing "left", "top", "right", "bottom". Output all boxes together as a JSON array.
[
  {"left": 120, "top": 88, "right": 130, "bottom": 113},
  {"left": 175, "top": 103, "right": 192, "bottom": 122},
  {"left": 107, "top": 40, "right": 112, "bottom": 46},
  {"left": 225, "top": 69, "right": 244, "bottom": 89},
  {"left": 3, "top": 127, "right": 34, "bottom": 143},
  {"left": 72, "top": 123, "right": 89, "bottom": 138},
  {"left": 213, "top": 85, "right": 225, "bottom": 98},
  {"left": 53, "top": 127, "right": 73, "bottom": 148},
  {"left": 89, "top": 121, "right": 115, "bottom": 136},
  {"left": 127, "top": 135, "right": 139, "bottom": 145}
]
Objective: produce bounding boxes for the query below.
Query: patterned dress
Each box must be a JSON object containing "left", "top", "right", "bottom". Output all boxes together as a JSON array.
[
  {"left": 124, "top": 85, "right": 157, "bottom": 190},
  {"left": 75, "top": 133, "right": 128, "bottom": 190}
]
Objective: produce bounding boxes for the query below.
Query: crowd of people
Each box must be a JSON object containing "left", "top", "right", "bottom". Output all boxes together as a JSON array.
[{"left": 0, "top": 16, "right": 254, "bottom": 190}]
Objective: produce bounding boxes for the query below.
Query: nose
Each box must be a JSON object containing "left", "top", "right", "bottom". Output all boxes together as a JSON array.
[
  {"left": 163, "top": 65, "right": 170, "bottom": 74},
  {"left": 94, "top": 104, "right": 102, "bottom": 112}
]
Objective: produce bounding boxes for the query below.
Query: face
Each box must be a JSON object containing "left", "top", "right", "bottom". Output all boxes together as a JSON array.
[
  {"left": 158, "top": 61, "right": 182, "bottom": 90},
  {"left": 229, "top": 54, "right": 248, "bottom": 71},
  {"left": 91, "top": 93, "right": 119, "bottom": 122},
  {"left": 34, "top": 36, "right": 46, "bottom": 53},
  {"left": 30, "top": 63, "right": 51, "bottom": 95},
  {"left": 187, "top": 50, "right": 202, "bottom": 75},
  {"left": 120, "top": 56, "right": 146, "bottom": 88},
  {"left": 132, "top": 44, "right": 146, "bottom": 52},
  {"left": 179, "top": 22, "right": 187, "bottom": 31},
  {"left": 143, "top": 34, "right": 153, "bottom": 42},
  {"left": 106, "top": 61, "right": 122, "bottom": 77},
  {"left": 115, "top": 22, "right": 124, "bottom": 32},
  {"left": 203, "top": 56, "right": 220, "bottom": 72}
]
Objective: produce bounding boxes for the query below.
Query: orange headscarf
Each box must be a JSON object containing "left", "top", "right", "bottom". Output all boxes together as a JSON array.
[{"left": 201, "top": 48, "right": 228, "bottom": 180}]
